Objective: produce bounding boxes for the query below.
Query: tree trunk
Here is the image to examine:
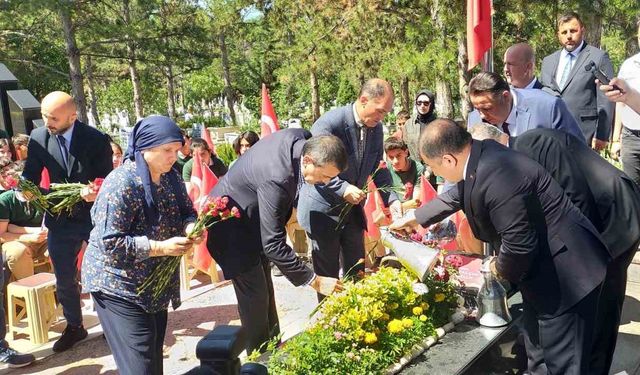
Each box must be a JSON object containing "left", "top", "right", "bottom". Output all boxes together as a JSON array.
[
  {"left": 457, "top": 34, "right": 472, "bottom": 121},
  {"left": 400, "top": 77, "right": 410, "bottom": 113},
  {"left": 84, "top": 55, "right": 99, "bottom": 126},
  {"left": 435, "top": 78, "right": 453, "bottom": 119},
  {"left": 165, "top": 65, "right": 176, "bottom": 120},
  {"left": 219, "top": 32, "right": 237, "bottom": 126},
  {"left": 59, "top": 5, "right": 88, "bottom": 124},
  {"left": 583, "top": 0, "right": 603, "bottom": 48},
  {"left": 123, "top": 0, "right": 143, "bottom": 119},
  {"left": 309, "top": 55, "right": 320, "bottom": 122}
]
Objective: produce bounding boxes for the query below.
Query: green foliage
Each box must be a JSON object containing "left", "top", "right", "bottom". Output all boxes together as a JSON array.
[
  {"left": 266, "top": 267, "right": 459, "bottom": 374},
  {"left": 215, "top": 142, "right": 237, "bottom": 166}
]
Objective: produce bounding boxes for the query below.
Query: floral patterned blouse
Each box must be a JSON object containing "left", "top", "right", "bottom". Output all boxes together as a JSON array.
[{"left": 82, "top": 160, "right": 196, "bottom": 313}]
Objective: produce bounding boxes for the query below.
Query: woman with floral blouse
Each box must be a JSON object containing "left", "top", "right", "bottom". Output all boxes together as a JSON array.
[{"left": 82, "top": 115, "right": 201, "bottom": 375}]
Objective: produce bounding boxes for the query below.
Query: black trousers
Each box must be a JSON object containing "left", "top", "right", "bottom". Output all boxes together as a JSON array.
[
  {"left": 48, "top": 230, "right": 85, "bottom": 327},
  {"left": 307, "top": 209, "right": 364, "bottom": 301},
  {"left": 92, "top": 292, "right": 168, "bottom": 375},
  {"left": 590, "top": 242, "right": 639, "bottom": 374},
  {"left": 523, "top": 284, "right": 602, "bottom": 375},
  {"left": 231, "top": 256, "right": 280, "bottom": 354}
]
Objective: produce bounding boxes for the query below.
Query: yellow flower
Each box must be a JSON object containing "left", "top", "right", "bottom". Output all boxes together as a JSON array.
[
  {"left": 381, "top": 313, "right": 390, "bottom": 321},
  {"left": 421, "top": 302, "right": 430, "bottom": 310},
  {"left": 435, "top": 293, "right": 445, "bottom": 302},
  {"left": 364, "top": 332, "right": 378, "bottom": 344},
  {"left": 412, "top": 306, "right": 423, "bottom": 316},
  {"left": 402, "top": 318, "right": 414, "bottom": 328},
  {"left": 419, "top": 314, "right": 428, "bottom": 322},
  {"left": 390, "top": 302, "right": 399, "bottom": 310},
  {"left": 387, "top": 319, "right": 404, "bottom": 334}
]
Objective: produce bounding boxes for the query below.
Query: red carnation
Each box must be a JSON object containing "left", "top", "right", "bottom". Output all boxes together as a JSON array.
[
  {"left": 91, "top": 178, "right": 105, "bottom": 193},
  {"left": 378, "top": 160, "right": 387, "bottom": 170}
]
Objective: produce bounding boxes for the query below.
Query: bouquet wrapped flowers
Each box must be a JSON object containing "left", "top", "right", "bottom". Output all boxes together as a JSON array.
[
  {"left": 137, "top": 196, "right": 239, "bottom": 302},
  {"left": 46, "top": 178, "right": 104, "bottom": 215}
]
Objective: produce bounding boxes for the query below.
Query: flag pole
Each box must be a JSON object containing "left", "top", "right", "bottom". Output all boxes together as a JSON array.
[{"left": 481, "top": 0, "right": 493, "bottom": 72}]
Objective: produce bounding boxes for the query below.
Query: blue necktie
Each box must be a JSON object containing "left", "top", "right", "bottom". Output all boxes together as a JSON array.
[
  {"left": 559, "top": 53, "right": 574, "bottom": 88},
  {"left": 57, "top": 135, "right": 69, "bottom": 170}
]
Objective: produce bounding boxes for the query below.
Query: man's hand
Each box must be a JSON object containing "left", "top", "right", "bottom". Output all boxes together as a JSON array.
[
  {"left": 592, "top": 138, "right": 608, "bottom": 152},
  {"left": 80, "top": 186, "right": 98, "bottom": 202},
  {"left": 343, "top": 184, "right": 365, "bottom": 205},
  {"left": 389, "top": 200, "right": 402, "bottom": 220},
  {"left": 311, "top": 275, "right": 344, "bottom": 296},
  {"left": 401, "top": 199, "right": 421, "bottom": 212},
  {"left": 184, "top": 222, "right": 205, "bottom": 245},
  {"left": 597, "top": 77, "right": 631, "bottom": 104},
  {"left": 388, "top": 210, "right": 418, "bottom": 236},
  {"left": 610, "top": 141, "right": 621, "bottom": 160},
  {"left": 150, "top": 236, "right": 194, "bottom": 257}
]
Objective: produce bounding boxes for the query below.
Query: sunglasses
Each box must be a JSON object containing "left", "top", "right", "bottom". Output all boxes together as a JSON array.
[{"left": 416, "top": 100, "right": 431, "bottom": 106}]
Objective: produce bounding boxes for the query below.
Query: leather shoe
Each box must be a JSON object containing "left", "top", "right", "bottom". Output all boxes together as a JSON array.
[{"left": 53, "top": 325, "right": 87, "bottom": 352}]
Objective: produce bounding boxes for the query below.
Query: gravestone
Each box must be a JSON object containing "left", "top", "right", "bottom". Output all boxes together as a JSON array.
[
  {"left": 0, "top": 64, "right": 19, "bottom": 135},
  {"left": 7, "top": 89, "right": 40, "bottom": 135}
]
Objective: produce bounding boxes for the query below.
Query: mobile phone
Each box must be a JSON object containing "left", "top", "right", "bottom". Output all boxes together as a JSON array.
[{"left": 585, "top": 60, "right": 625, "bottom": 93}]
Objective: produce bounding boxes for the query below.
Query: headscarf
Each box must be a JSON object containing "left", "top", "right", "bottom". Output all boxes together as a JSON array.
[
  {"left": 414, "top": 89, "right": 436, "bottom": 126},
  {"left": 125, "top": 115, "right": 184, "bottom": 228}
]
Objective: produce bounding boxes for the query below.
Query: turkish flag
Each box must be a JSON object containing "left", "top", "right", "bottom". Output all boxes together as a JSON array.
[
  {"left": 260, "top": 83, "right": 280, "bottom": 138},
  {"left": 467, "top": 0, "right": 492, "bottom": 70},
  {"left": 192, "top": 163, "right": 218, "bottom": 271},
  {"left": 200, "top": 126, "right": 216, "bottom": 154},
  {"left": 418, "top": 175, "right": 438, "bottom": 206},
  {"left": 363, "top": 179, "right": 381, "bottom": 240},
  {"left": 188, "top": 151, "right": 203, "bottom": 209}
]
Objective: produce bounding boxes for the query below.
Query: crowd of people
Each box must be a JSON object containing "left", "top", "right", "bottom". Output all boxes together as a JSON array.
[{"left": 0, "top": 9, "right": 637, "bottom": 375}]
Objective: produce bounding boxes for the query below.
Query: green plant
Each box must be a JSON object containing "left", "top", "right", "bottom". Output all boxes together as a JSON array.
[
  {"left": 266, "top": 267, "right": 459, "bottom": 374},
  {"left": 216, "top": 143, "right": 237, "bottom": 166}
]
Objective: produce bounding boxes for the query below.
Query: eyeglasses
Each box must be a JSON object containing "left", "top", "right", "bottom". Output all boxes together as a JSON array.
[{"left": 416, "top": 101, "right": 431, "bottom": 106}]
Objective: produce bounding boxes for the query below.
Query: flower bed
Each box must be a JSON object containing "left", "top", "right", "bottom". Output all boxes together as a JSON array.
[{"left": 266, "top": 266, "right": 462, "bottom": 374}]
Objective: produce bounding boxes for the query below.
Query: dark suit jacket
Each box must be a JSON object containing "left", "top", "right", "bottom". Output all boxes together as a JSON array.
[
  {"left": 206, "top": 129, "right": 315, "bottom": 285},
  {"left": 540, "top": 43, "right": 615, "bottom": 142},
  {"left": 511, "top": 128, "right": 640, "bottom": 258},
  {"left": 415, "top": 140, "right": 609, "bottom": 316},
  {"left": 297, "top": 104, "right": 397, "bottom": 231},
  {"left": 23, "top": 120, "right": 113, "bottom": 234}
]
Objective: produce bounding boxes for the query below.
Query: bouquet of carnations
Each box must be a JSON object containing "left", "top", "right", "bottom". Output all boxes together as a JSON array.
[
  {"left": 46, "top": 178, "right": 104, "bottom": 215},
  {"left": 137, "top": 196, "right": 240, "bottom": 302},
  {"left": 4, "top": 175, "right": 50, "bottom": 213}
]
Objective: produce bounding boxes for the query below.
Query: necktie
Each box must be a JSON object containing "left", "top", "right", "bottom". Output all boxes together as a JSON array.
[
  {"left": 501, "top": 123, "right": 510, "bottom": 136},
  {"left": 57, "top": 135, "right": 69, "bottom": 170},
  {"left": 357, "top": 125, "right": 367, "bottom": 164},
  {"left": 559, "top": 53, "right": 574, "bottom": 88}
]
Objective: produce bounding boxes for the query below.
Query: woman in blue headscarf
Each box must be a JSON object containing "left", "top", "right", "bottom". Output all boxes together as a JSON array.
[{"left": 82, "top": 115, "right": 199, "bottom": 375}]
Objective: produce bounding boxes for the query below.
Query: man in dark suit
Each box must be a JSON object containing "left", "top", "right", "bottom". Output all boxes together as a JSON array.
[
  {"left": 390, "top": 119, "right": 610, "bottom": 374},
  {"left": 22, "top": 91, "right": 113, "bottom": 352},
  {"left": 297, "top": 79, "right": 401, "bottom": 298},
  {"left": 206, "top": 129, "right": 347, "bottom": 354},
  {"left": 470, "top": 124, "right": 640, "bottom": 374},
  {"left": 467, "top": 72, "right": 584, "bottom": 140},
  {"left": 540, "top": 11, "right": 615, "bottom": 151}
]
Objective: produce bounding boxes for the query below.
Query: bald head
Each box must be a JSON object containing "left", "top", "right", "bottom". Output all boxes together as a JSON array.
[
  {"left": 356, "top": 78, "right": 394, "bottom": 127},
  {"left": 503, "top": 43, "right": 536, "bottom": 88},
  {"left": 41, "top": 91, "right": 77, "bottom": 135}
]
